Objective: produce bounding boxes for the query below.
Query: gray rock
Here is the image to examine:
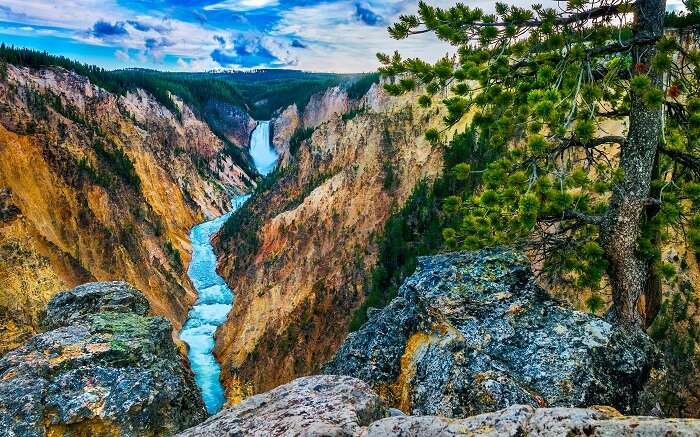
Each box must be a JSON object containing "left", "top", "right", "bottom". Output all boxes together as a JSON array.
[
  {"left": 44, "top": 281, "right": 150, "bottom": 329},
  {"left": 363, "top": 405, "right": 533, "bottom": 436},
  {"left": 177, "top": 375, "right": 387, "bottom": 437},
  {"left": 0, "top": 282, "right": 206, "bottom": 436},
  {"left": 173, "top": 375, "right": 700, "bottom": 436},
  {"left": 387, "top": 408, "right": 406, "bottom": 417},
  {"left": 325, "top": 247, "right": 661, "bottom": 417},
  {"left": 363, "top": 405, "right": 700, "bottom": 436}
]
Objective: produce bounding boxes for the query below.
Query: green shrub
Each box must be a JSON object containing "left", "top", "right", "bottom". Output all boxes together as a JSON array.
[
  {"left": 164, "top": 240, "right": 184, "bottom": 273},
  {"left": 289, "top": 127, "right": 314, "bottom": 156},
  {"left": 93, "top": 140, "right": 141, "bottom": 190}
]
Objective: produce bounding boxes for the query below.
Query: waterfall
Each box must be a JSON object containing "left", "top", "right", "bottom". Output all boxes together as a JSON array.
[{"left": 248, "top": 121, "right": 276, "bottom": 176}]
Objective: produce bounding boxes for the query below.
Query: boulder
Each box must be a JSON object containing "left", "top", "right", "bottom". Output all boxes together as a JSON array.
[
  {"left": 177, "top": 375, "right": 386, "bottom": 437},
  {"left": 0, "top": 282, "right": 206, "bottom": 436},
  {"left": 44, "top": 281, "right": 150, "bottom": 329},
  {"left": 325, "top": 247, "right": 661, "bottom": 417}
]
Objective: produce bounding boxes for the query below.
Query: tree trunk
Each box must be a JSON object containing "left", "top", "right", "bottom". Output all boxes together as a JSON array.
[
  {"left": 600, "top": 0, "right": 666, "bottom": 329},
  {"left": 644, "top": 151, "right": 663, "bottom": 328}
]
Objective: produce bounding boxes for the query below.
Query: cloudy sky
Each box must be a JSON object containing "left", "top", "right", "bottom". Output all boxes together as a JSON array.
[{"left": 0, "top": 1, "right": 688, "bottom": 73}]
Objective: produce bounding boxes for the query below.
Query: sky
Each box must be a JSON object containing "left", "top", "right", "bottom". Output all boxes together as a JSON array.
[{"left": 0, "top": 1, "right": 689, "bottom": 73}]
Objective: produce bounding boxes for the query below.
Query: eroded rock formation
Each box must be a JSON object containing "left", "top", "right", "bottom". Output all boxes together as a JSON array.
[
  {"left": 178, "top": 375, "right": 385, "bottom": 436},
  {"left": 325, "top": 248, "right": 661, "bottom": 417},
  {"left": 214, "top": 85, "right": 452, "bottom": 401},
  {"left": 0, "top": 64, "right": 253, "bottom": 353},
  {"left": 0, "top": 281, "right": 207, "bottom": 436}
]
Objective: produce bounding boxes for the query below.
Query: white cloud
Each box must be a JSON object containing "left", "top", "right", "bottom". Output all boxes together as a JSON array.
[
  {"left": 272, "top": 1, "right": 455, "bottom": 73},
  {"left": 0, "top": 0, "right": 126, "bottom": 29},
  {"left": 270, "top": 0, "right": 591, "bottom": 72},
  {"left": 176, "top": 56, "right": 221, "bottom": 72},
  {"left": 204, "top": 0, "right": 279, "bottom": 12},
  {"left": 115, "top": 48, "right": 131, "bottom": 63},
  {"left": 72, "top": 15, "right": 224, "bottom": 63}
]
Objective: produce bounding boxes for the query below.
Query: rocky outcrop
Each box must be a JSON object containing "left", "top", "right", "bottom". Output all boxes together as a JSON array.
[
  {"left": 43, "top": 281, "right": 149, "bottom": 330},
  {"left": 178, "top": 375, "right": 385, "bottom": 436},
  {"left": 201, "top": 98, "right": 257, "bottom": 151},
  {"left": 302, "top": 86, "right": 349, "bottom": 129},
  {"left": 270, "top": 103, "right": 300, "bottom": 168},
  {"left": 0, "top": 64, "right": 253, "bottom": 354},
  {"left": 325, "top": 248, "right": 661, "bottom": 417},
  {"left": 0, "top": 281, "right": 207, "bottom": 436},
  {"left": 176, "top": 375, "right": 700, "bottom": 436},
  {"left": 214, "top": 87, "right": 453, "bottom": 401}
]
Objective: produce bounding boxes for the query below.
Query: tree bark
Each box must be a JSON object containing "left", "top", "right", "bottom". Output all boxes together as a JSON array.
[
  {"left": 600, "top": 0, "right": 666, "bottom": 329},
  {"left": 644, "top": 151, "right": 663, "bottom": 328}
]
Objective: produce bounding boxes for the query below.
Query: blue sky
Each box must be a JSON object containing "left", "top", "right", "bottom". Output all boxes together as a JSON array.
[
  {"left": 0, "top": 0, "right": 463, "bottom": 72},
  {"left": 0, "top": 1, "right": 688, "bottom": 73}
]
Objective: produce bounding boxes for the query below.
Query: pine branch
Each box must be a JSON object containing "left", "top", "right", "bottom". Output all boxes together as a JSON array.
[
  {"left": 552, "top": 135, "right": 627, "bottom": 155},
  {"left": 410, "top": 4, "right": 624, "bottom": 33},
  {"left": 540, "top": 210, "right": 605, "bottom": 225},
  {"left": 659, "top": 145, "right": 700, "bottom": 174}
]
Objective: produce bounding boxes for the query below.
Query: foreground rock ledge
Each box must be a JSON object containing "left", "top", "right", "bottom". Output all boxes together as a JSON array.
[
  {"left": 325, "top": 247, "right": 661, "bottom": 417},
  {"left": 178, "top": 375, "right": 700, "bottom": 436},
  {"left": 0, "top": 281, "right": 207, "bottom": 437}
]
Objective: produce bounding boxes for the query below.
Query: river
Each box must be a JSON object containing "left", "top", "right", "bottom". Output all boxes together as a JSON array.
[{"left": 180, "top": 121, "right": 276, "bottom": 414}]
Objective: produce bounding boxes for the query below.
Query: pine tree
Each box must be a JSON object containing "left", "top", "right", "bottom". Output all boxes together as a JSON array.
[{"left": 379, "top": 0, "right": 700, "bottom": 329}]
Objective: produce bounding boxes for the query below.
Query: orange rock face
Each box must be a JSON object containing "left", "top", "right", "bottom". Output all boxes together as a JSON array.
[
  {"left": 0, "top": 65, "right": 252, "bottom": 354},
  {"left": 213, "top": 86, "right": 452, "bottom": 401}
]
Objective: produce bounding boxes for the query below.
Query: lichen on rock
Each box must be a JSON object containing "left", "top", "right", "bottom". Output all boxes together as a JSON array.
[
  {"left": 177, "top": 375, "right": 386, "bottom": 437},
  {"left": 0, "top": 281, "right": 207, "bottom": 436},
  {"left": 325, "top": 247, "right": 662, "bottom": 417}
]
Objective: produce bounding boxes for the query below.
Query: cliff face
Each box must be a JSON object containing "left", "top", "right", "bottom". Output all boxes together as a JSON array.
[
  {"left": 270, "top": 103, "right": 300, "bottom": 168},
  {"left": 271, "top": 85, "right": 357, "bottom": 169},
  {"left": 213, "top": 85, "right": 450, "bottom": 401},
  {"left": 302, "top": 86, "right": 350, "bottom": 128},
  {"left": 0, "top": 65, "right": 253, "bottom": 354}
]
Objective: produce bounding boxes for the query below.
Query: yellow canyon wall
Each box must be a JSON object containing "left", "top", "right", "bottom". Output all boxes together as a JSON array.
[{"left": 0, "top": 65, "right": 252, "bottom": 353}]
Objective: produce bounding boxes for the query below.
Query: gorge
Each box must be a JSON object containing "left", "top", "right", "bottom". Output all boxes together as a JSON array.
[
  {"left": 2, "top": 0, "right": 700, "bottom": 434},
  {"left": 181, "top": 120, "right": 277, "bottom": 414}
]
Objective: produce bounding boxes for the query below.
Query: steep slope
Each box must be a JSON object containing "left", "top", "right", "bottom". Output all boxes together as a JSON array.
[
  {"left": 213, "top": 84, "right": 456, "bottom": 401},
  {"left": 0, "top": 64, "right": 253, "bottom": 354},
  {"left": 270, "top": 85, "right": 354, "bottom": 167}
]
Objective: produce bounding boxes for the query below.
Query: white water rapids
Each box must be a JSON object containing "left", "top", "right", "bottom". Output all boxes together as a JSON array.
[{"left": 180, "top": 121, "right": 277, "bottom": 414}]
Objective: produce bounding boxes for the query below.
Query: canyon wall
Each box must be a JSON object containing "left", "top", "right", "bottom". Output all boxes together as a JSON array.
[
  {"left": 213, "top": 84, "right": 457, "bottom": 401},
  {"left": 270, "top": 85, "right": 355, "bottom": 169},
  {"left": 0, "top": 65, "right": 253, "bottom": 353}
]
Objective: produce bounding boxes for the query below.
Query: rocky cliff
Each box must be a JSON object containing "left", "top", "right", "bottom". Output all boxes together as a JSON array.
[
  {"left": 270, "top": 103, "right": 300, "bottom": 168},
  {"left": 0, "top": 281, "right": 207, "bottom": 436},
  {"left": 270, "top": 83, "right": 382, "bottom": 169},
  {"left": 213, "top": 84, "right": 460, "bottom": 402},
  {"left": 178, "top": 374, "right": 700, "bottom": 436},
  {"left": 0, "top": 64, "right": 253, "bottom": 354},
  {"left": 325, "top": 248, "right": 661, "bottom": 417}
]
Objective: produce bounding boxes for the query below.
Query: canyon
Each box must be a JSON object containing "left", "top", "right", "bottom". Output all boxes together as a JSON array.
[
  {"left": 0, "top": 64, "right": 258, "bottom": 355},
  {"left": 212, "top": 82, "right": 464, "bottom": 400},
  {"left": 0, "top": 44, "right": 699, "bottom": 436},
  {"left": 180, "top": 121, "right": 277, "bottom": 414}
]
